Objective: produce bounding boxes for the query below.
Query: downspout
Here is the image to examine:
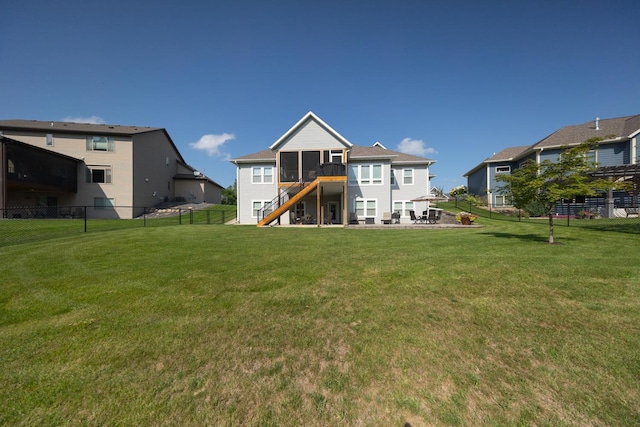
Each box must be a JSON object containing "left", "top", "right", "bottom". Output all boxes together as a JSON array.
[
  {"left": 632, "top": 137, "right": 637, "bottom": 165},
  {"left": 486, "top": 164, "right": 490, "bottom": 206},
  {"left": 235, "top": 163, "right": 240, "bottom": 223}
]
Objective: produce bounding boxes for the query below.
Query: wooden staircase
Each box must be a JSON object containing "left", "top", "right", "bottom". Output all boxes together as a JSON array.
[
  {"left": 257, "top": 179, "right": 320, "bottom": 226},
  {"left": 257, "top": 176, "right": 345, "bottom": 226}
]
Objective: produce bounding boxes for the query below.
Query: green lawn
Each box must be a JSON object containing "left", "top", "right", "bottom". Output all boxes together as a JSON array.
[{"left": 1, "top": 218, "right": 639, "bottom": 426}]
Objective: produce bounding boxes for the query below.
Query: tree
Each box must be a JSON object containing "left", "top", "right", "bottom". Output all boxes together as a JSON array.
[
  {"left": 449, "top": 185, "right": 467, "bottom": 198},
  {"left": 496, "top": 138, "right": 617, "bottom": 244},
  {"left": 222, "top": 180, "right": 237, "bottom": 205}
]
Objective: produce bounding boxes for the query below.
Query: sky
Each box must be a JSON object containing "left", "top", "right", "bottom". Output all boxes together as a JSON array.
[{"left": 2, "top": 0, "right": 639, "bottom": 192}]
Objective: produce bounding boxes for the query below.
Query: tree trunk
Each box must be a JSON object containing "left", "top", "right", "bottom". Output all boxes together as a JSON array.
[{"left": 547, "top": 212, "right": 554, "bottom": 244}]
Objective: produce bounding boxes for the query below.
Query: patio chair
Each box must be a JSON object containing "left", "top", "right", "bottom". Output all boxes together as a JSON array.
[
  {"left": 427, "top": 210, "right": 441, "bottom": 224},
  {"left": 349, "top": 212, "right": 360, "bottom": 224},
  {"left": 409, "top": 210, "right": 424, "bottom": 224},
  {"left": 381, "top": 212, "right": 392, "bottom": 224}
]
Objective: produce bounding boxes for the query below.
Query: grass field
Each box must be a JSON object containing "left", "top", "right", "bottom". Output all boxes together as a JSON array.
[{"left": 1, "top": 215, "right": 639, "bottom": 426}]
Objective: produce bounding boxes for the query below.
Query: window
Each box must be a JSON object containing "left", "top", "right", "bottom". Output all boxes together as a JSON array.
[
  {"left": 390, "top": 169, "right": 397, "bottom": 185},
  {"left": 586, "top": 150, "right": 596, "bottom": 167},
  {"left": 393, "top": 201, "right": 414, "bottom": 217},
  {"left": 94, "top": 197, "right": 115, "bottom": 209},
  {"left": 349, "top": 164, "right": 383, "bottom": 185},
  {"left": 46, "top": 133, "right": 53, "bottom": 146},
  {"left": 494, "top": 195, "right": 508, "bottom": 207},
  {"left": 355, "top": 199, "right": 377, "bottom": 217},
  {"left": 403, "top": 168, "right": 413, "bottom": 185},
  {"left": 86, "top": 136, "right": 115, "bottom": 152},
  {"left": 496, "top": 166, "right": 511, "bottom": 174},
  {"left": 86, "top": 166, "right": 112, "bottom": 183},
  {"left": 252, "top": 166, "right": 273, "bottom": 183},
  {"left": 252, "top": 201, "right": 273, "bottom": 218}
]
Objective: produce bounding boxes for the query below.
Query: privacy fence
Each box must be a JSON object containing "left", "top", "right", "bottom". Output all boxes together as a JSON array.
[{"left": 0, "top": 205, "right": 236, "bottom": 247}]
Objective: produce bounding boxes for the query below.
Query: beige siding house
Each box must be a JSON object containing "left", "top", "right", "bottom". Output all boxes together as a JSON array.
[
  {"left": 0, "top": 120, "right": 222, "bottom": 218},
  {"left": 231, "top": 112, "right": 436, "bottom": 225}
]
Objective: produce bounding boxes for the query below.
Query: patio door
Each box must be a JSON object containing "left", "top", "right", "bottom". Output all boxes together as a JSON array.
[{"left": 327, "top": 202, "right": 340, "bottom": 224}]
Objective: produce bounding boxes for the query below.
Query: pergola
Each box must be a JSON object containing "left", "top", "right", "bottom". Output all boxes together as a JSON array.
[{"left": 589, "top": 164, "right": 640, "bottom": 211}]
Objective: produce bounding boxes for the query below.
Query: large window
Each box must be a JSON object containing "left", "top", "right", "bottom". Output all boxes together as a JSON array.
[
  {"left": 94, "top": 197, "right": 115, "bottom": 209},
  {"left": 403, "top": 168, "right": 413, "bottom": 185},
  {"left": 349, "top": 164, "right": 383, "bottom": 185},
  {"left": 280, "top": 152, "right": 299, "bottom": 182},
  {"left": 393, "top": 201, "right": 414, "bottom": 217},
  {"left": 86, "top": 136, "right": 115, "bottom": 152},
  {"left": 355, "top": 199, "right": 377, "bottom": 217},
  {"left": 252, "top": 166, "right": 273, "bottom": 184},
  {"left": 86, "top": 166, "right": 112, "bottom": 183},
  {"left": 252, "top": 201, "right": 273, "bottom": 218}
]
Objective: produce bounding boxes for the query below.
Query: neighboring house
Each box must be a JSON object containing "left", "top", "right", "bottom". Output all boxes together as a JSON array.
[
  {"left": 230, "top": 111, "right": 435, "bottom": 225},
  {"left": 464, "top": 114, "right": 640, "bottom": 212},
  {"left": 0, "top": 120, "right": 222, "bottom": 219}
]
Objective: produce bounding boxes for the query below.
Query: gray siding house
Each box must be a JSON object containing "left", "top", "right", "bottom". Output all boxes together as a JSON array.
[
  {"left": 464, "top": 114, "right": 640, "bottom": 214},
  {"left": 0, "top": 120, "right": 222, "bottom": 218},
  {"left": 231, "top": 112, "right": 436, "bottom": 225}
]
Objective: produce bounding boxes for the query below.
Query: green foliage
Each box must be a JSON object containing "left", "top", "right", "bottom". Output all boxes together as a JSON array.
[
  {"left": 222, "top": 180, "right": 237, "bottom": 205},
  {"left": 463, "top": 194, "right": 482, "bottom": 206},
  {"left": 523, "top": 200, "right": 548, "bottom": 217},
  {"left": 449, "top": 185, "right": 467, "bottom": 197},
  {"left": 496, "top": 138, "right": 618, "bottom": 243}
]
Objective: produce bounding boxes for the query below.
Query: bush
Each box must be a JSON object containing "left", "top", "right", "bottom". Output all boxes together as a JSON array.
[{"left": 524, "top": 201, "right": 548, "bottom": 217}]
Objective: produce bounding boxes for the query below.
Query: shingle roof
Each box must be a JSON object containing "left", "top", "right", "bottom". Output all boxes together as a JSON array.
[
  {"left": 230, "top": 149, "right": 276, "bottom": 163},
  {"left": 0, "top": 119, "right": 161, "bottom": 136},
  {"left": 350, "top": 144, "right": 434, "bottom": 164},
  {"left": 533, "top": 115, "right": 640, "bottom": 149},
  {"left": 484, "top": 145, "right": 531, "bottom": 162},
  {"left": 231, "top": 145, "right": 434, "bottom": 165}
]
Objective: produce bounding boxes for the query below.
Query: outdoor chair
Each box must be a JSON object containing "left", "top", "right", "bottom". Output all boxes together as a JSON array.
[
  {"left": 409, "top": 210, "right": 425, "bottom": 224},
  {"left": 381, "top": 212, "right": 392, "bottom": 224},
  {"left": 427, "top": 210, "right": 441, "bottom": 224},
  {"left": 349, "top": 212, "right": 361, "bottom": 224}
]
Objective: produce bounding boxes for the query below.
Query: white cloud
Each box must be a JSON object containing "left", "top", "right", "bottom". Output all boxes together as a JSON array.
[
  {"left": 62, "top": 115, "right": 106, "bottom": 124},
  {"left": 189, "top": 133, "right": 235, "bottom": 157},
  {"left": 396, "top": 137, "right": 437, "bottom": 157}
]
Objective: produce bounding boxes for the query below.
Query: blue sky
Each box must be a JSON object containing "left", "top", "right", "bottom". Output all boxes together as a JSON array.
[{"left": 2, "top": 0, "right": 639, "bottom": 191}]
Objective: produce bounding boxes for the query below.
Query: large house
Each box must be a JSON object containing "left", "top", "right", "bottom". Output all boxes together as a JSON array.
[
  {"left": 464, "top": 114, "right": 640, "bottom": 214},
  {"left": 230, "top": 112, "right": 436, "bottom": 226},
  {"left": 0, "top": 120, "right": 222, "bottom": 219}
]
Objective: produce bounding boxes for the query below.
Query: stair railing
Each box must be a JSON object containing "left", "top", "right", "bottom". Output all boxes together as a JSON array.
[{"left": 258, "top": 181, "right": 306, "bottom": 223}]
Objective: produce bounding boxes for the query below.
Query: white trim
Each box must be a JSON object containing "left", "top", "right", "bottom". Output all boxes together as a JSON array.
[
  {"left": 251, "top": 166, "right": 273, "bottom": 184},
  {"left": 269, "top": 111, "right": 353, "bottom": 150}
]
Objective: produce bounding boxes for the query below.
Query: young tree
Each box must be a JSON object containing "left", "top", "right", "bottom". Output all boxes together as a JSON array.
[
  {"left": 496, "top": 138, "right": 616, "bottom": 244},
  {"left": 221, "top": 180, "right": 237, "bottom": 205}
]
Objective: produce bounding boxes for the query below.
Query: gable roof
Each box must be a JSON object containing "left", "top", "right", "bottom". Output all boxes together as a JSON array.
[
  {"left": 533, "top": 115, "right": 640, "bottom": 149},
  {"left": 465, "top": 114, "right": 640, "bottom": 177},
  {"left": 269, "top": 111, "right": 353, "bottom": 151},
  {"left": 230, "top": 149, "right": 276, "bottom": 164}
]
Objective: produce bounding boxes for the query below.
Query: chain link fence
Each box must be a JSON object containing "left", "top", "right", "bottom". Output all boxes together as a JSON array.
[{"left": 0, "top": 205, "right": 236, "bottom": 247}]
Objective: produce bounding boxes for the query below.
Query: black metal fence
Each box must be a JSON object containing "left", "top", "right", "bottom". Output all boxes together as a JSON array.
[
  {"left": 452, "top": 198, "right": 640, "bottom": 233},
  {"left": 0, "top": 205, "right": 235, "bottom": 247}
]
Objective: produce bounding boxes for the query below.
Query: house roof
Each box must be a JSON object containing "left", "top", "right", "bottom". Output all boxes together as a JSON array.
[
  {"left": 0, "top": 119, "right": 162, "bottom": 136},
  {"left": 230, "top": 149, "right": 276, "bottom": 164},
  {"left": 350, "top": 144, "right": 434, "bottom": 164},
  {"left": 0, "top": 119, "right": 186, "bottom": 164},
  {"left": 231, "top": 144, "right": 434, "bottom": 165},
  {"left": 533, "top": 115, "right": 640, "bottom": 149},
  {"left": 269, "top": 111, "right": 353, "bottom": 151},
  {"left": 464, "top": 114, "right": 640, "bottom": 177}
]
